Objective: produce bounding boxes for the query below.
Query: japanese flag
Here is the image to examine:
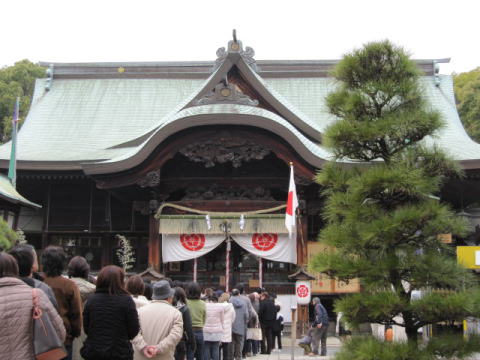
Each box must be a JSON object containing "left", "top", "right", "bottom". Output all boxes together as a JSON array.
[{"left": 285, "top": 164, "right": 298, "bottom": 238}]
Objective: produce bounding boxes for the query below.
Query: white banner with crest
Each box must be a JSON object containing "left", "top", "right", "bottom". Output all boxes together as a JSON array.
[
  {"left": 162, "top": 233, "right": 296, "bottom": 264},
  {"left": 162, "top": 234, "right": 225, "bottom": 263},
  {"left": 233, "top": 233, "right": 297, "bottom": 264}
]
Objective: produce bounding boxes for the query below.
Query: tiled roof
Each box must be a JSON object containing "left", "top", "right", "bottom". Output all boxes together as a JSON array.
[
  {"left": 0, "top": 44, "right": 477, "bottom": 172},
  {"left": 0, "top": 174, "right": 41, "bottom": 208}
]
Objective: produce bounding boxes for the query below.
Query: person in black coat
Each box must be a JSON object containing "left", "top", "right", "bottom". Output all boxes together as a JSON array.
[
  {"left": 258, "top": 292, "right": 276, "bottom": 355},
  {"left": 272, "top": 305, "right": 284, "bottom": 350},
  {"left": 81, "top": 265, "right": 140, "bottom": 360},
  {"left": 173, "top": 286, "right": 196, "bottom": 360}
]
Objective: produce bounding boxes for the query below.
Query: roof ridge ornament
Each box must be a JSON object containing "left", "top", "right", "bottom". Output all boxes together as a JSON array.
[
  {"left": 213, "top": 29, "right": 259, "bottom": 72},
  {"left": 195, "top": 77, "right": 259, "bottom": 107},
  {"left": 45, "top": 64, "right": 54, "bottom": 91}
]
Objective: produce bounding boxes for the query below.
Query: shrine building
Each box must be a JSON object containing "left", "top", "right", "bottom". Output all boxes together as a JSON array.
[{"left": 0, "top": 36, "right": 479, "bottom": 302}]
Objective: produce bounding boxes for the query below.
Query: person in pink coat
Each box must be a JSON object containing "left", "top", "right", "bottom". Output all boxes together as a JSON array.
[
  {"left": 203, "top": 296, "right": 226, "bottom": 360},
  {"left": 0, "top": 252, "right": 66, "bottom": 359}
]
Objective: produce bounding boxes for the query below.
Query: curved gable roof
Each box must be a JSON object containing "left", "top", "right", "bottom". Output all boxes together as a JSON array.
[{"left": 0, "top": 39, "right": 478, "bottom": 173}]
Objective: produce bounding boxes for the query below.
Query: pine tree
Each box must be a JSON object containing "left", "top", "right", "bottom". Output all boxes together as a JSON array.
[{"left": 311, "top": 41, "right": 480, "bottom": 350}]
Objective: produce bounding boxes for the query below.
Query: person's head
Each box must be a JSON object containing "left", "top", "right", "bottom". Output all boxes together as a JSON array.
[
  {"left": 207, "top": 295, "right": 218, "bottom": 303},
  {"left": 67, "top": 256, "right": 90, "bottom": 279},
  {"left": 41, "top": 246, "right": 66, "bottom": 277},
  {"left": 172, "top": 280, "right": 184, "bottom": 289},
  {"left": 203, "top": 287, "right": 214, "bottom": 297},
  {"left": 260, "top": 291, "right": 269, "bottom": 300},
  {"left": 275, "top": 304, "right": 281, "bottom": 313},
  {"left": 231, "top": 288, "right": 240, "bottom": 296},
  {"left": 96, "top": 265, "right": 128, "bottom": 296},
  {"left": 152, "top": 280, "right": 175, "bottom": 303},
  {"left": 235, "top": 283, "right": 245, "bottom": 294},
  {"left": 186, "top": 282, "right": 201, "bottom": 300},
  {"left": 219, "top": 292, "right": 230, "bottom": 303},
  {"left": 173, "top": 286, "right": 187, "bottom": 306},
  {"left": 126, "top": 275, "right": 145, "bottom": 297},
  {"left": 312, "top": 297, "right": 320, "bottom": 305},
  {"left": 8, "top": 245, "right": 35, "bottom": 277},
  {"left": 143, "top": 280, "right": 153, "bottom": 300},
  {"left": 0, "top": 252, "right": 19, "bottom": 278}
]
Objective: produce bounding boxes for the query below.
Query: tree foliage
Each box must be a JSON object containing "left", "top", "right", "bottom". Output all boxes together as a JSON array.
[
  {"left": 311, "top": 41, "right": 478, "bottom": 348},
  {"left": 454, "top": 67, "right": 480, "bottom": 143},
  {"left": 0, "top": 60, "right": 45, "bottom": 142},
  {"left": 335, "top": 335, "right": 480, "bottom": 360},
  {"left": 0, "top": 218, "right": 20, "bottom": 251}
]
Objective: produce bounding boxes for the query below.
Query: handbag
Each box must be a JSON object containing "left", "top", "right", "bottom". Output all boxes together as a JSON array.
[
  {"left": 32, "top": 288, "right": 67, "bottom": 360},
  {"left": 246, "top": 326, "right": 262, "bottom": 341}
]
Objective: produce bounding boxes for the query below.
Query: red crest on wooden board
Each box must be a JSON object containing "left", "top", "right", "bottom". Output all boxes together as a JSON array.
[
  {"left": 180, "top": 234, "right": 206, "bottom": 251},
  {"left": 251, "top": 233, "right": 278, "bottom": 251}
]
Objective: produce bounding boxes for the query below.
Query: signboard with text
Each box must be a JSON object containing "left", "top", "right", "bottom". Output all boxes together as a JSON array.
[{"left": 307, "top": 242, "right": 360, "bottom": 294}]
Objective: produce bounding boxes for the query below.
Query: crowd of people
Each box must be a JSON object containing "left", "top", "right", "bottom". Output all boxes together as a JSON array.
[{"left": 0, "top": 245, "right": 291, "bottom": 360}]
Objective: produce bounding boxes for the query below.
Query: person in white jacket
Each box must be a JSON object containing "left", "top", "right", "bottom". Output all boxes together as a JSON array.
[
  {"left": 203, "top": 296, "right": 226, "bottom": 360},
  {"left": 219, "top": 293, "right": 236, "bottom": 360},
  {"left": 133, "top": 280, "right": 183, "bottom": 360}
]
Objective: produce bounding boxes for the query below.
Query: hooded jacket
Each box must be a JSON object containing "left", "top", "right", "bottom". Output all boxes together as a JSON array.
[{"left": 230, "top": 295, "right": 248, "bottom": 335}]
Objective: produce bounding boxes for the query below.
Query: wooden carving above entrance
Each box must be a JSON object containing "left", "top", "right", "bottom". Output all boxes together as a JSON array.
[
  {"left": 178, "top": 135, "right": 270, "bottom": 168},
  {"left": 183, "top": 184, "right": 274, "bottom": 201},
  {"left": 92, "top": 126, "right": 316, "bottom": 190}
]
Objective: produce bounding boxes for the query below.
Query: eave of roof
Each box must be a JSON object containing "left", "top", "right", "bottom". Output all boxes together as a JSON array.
[{"left": 0, "top": 174, "right": 41, "bottom": 209}]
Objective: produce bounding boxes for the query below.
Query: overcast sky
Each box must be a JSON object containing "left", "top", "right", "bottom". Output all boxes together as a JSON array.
[{"left": 1, "top": 0, "right": 479, "bottom": 74}]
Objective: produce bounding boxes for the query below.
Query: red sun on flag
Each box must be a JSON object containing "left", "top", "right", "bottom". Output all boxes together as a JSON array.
[
  {"left": 252, "top": 233, "right": 278, "bottom": 251},
  {"left": 180, "top": 234, "right": 206, "bottom": 251}
]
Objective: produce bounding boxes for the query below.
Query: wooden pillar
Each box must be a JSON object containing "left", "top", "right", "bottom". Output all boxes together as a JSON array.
[
  {"left": 297, "top": 305, "right": 309, "bottom": 336},
  {"left": 148, "top": 215, "right": 161, "bottom": 272},
  {"left": 297, "top": 211, "right": 308, "bottom": 266}
]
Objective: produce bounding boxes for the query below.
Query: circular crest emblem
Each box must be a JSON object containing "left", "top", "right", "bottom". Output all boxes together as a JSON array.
[
  {"left": 252, "top": 233, "right": 278, "bottom": 251},
  {"left": 180, "top": 234, "right": 206, "bottom": 251},
  {"left": 297, "top": 284, "right": 309, "bottom": 298}
]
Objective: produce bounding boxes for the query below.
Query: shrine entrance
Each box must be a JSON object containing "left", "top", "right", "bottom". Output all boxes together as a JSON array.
[{"left": 165, "top": 240, "right": 296, "bottom": 293}]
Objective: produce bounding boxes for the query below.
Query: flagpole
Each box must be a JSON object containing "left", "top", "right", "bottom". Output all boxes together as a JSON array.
[{"left": 8, "top": 97, "right": 20, "bottom": 188}]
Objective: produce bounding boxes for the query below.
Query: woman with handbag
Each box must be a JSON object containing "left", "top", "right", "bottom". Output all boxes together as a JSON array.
[
  {"left": 81, "top": 265, "right": 140, "bottom": 360},
  {"left": 0, "top": 252, "right": 66, "bottom": 359},
  {"left": 245, "top": 295, "right": 260, "bottom": 358}
]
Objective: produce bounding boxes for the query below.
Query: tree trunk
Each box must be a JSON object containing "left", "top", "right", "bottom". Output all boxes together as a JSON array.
[{"left": 405, "top": 325, "right": 418, "bottom": 344}]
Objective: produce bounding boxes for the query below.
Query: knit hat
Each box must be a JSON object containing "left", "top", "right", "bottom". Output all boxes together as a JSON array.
[{"left": 152, "top": 280, "right": 175, "bottom": 300}]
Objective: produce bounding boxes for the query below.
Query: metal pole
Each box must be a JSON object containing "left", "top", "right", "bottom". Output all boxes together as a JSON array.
[
  {"left": 193, "top": 257, "right": 197, "bottom": 283},
  {"left": 291, "top": 306, "right": 297, "bottom": 360},
  {"left": 259, "top": 257, "right": 263, "bottom": 289}
]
